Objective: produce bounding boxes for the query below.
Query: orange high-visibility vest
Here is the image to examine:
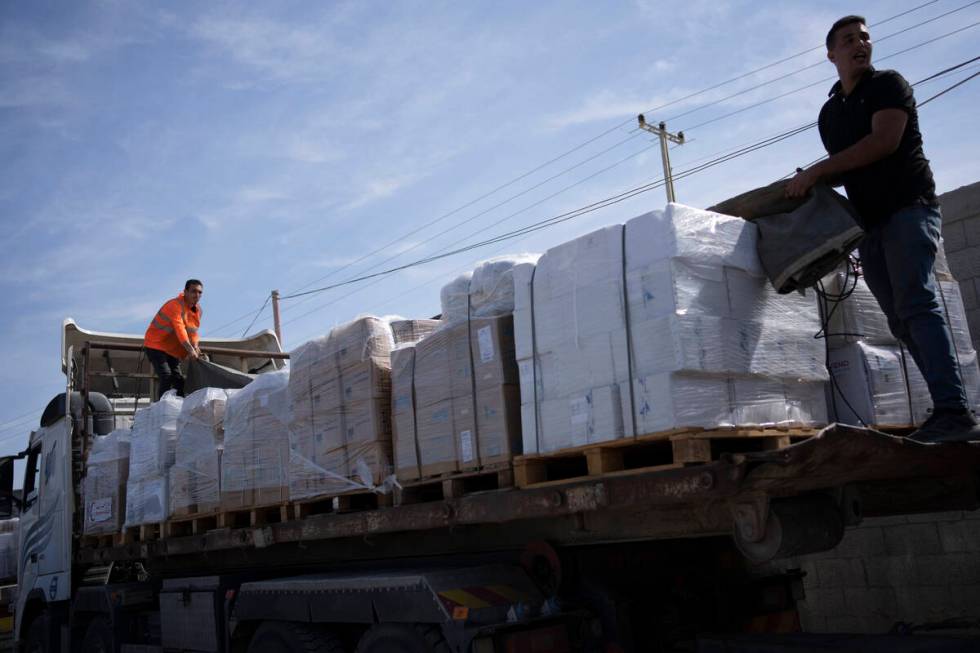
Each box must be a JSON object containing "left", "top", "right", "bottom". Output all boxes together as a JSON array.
[{"left": 144, "top": 292, "right": 202, "bottom": 359}]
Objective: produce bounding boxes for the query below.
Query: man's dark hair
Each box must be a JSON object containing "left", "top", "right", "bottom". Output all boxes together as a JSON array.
[
  {"left": 185, "top": 279, "right": 203, "bottom": 290},
  {"left": 826, "top": 15, "right": 866, "bottom": 50}
]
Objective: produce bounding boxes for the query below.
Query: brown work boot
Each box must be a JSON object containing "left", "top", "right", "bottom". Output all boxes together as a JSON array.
[{"left": 909, "top": 409, "right": 980, "bottom": 443}]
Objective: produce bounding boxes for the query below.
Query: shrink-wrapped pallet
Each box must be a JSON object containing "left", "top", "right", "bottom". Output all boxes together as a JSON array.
[
  {"left": 516, "top": 204, "right": 828, "bottom": 455},
  {"left": 83, "top": 428, "right": 130, "bottom": 535},
  {"left": 0, "top": 519, "right": 18, "bottom": 580},
  {"left": 287, "top": 317, "right": 395, "bottom": 502},
  {"left": 391, "top": 319, "right": 441, "bottom": 346},
  {"left": 125, "top": 391, "right": 182, "bottom": 527},
  {"left": 169, "top": 387, "right": 235, "bottom": 518},
  {"left": 222, "top": 371, "right": 290, "bottom": 510}
]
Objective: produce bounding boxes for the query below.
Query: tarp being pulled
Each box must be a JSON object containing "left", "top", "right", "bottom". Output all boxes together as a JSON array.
[
  {"left": 710, "top": 181, "right": 864, "bottom": 294},
  {"left": 185, "top": 359, "right": 255, "bottom": 395}
]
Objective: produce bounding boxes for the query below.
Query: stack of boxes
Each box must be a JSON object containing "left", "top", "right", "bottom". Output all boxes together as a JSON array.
[
  {"left": 516, "top": 204, "right": 829, "bottom": 455},
  {"left": 822, "top": 253, "right": 980, "bottom": 426},
  {"left": 287, "top": 317, "right": 395, "bottom": 501},
  {"left": 83, "top": 428, "right": 130, "bottom": 535},
  {"left": 221, "top": 371, "right": 290, "bottom": 510},
  {"left": 169, "top": 387, "right": 234, "bottom": 518},
  {"left": 395, "top": 258, "right": 529, "bottom": 482},
  {"left": 125, "top": 391, "right": 182, "bottom": 527}
]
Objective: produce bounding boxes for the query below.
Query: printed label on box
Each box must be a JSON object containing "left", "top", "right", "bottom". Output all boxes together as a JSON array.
[
  {"left": 89, "top": 498, "right": 113, "bottom": 523},
  {"left": 459, "top": 430, "right": 474, "bottom": 463},
  {"left": 478, "top": 326, "right": 495, "bottom": 363}
]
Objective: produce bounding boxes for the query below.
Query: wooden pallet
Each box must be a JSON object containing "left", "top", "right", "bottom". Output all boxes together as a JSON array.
[
  {"left": 292, "top": 489, "right": 394, "bottom": 519},
  {"left": 513, "top": 426, "right": 817, "bottom": 488},
  {"left": 216, "top": 503, "right": 291, "bottom": 530},
  {"left": 394, "top": 463, "right": 514, "bottom": 506},
  {"left": 162, "top": 512, "right": 220, "bottom": 538},
  {"left": 118, "top": 523, "right": 162, "bottom": 543}
]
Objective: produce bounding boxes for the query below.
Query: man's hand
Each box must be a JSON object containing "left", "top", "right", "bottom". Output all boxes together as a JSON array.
[
  {"left": 785, "top": 167, "right": 821, "bottom": 198},
  {"left": 184, "top": 341, "right": 200, "bottom": 360}
]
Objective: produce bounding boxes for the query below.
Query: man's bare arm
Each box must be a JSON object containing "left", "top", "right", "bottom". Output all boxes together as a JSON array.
[{"left": 786, "top": 108, "right": 907, "bottom": 197}]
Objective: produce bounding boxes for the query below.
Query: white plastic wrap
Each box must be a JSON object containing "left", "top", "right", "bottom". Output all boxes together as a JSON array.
[
  {"left": 516, "top": 204, "right": 829, "bottom": 455},
  {"left": 287, "top": 317, "right": 395, "bottom": 501},
  {"left": 468, "top": 254, "right": 541, "bottom": 318},
  {"left": 125, "top": 391, "right": 182, "bottom": 527},
  {"left": 0, "top": 519, "right": 19, "bottom": 580},
  {"left": 440, "top": 272, "right": 473, "bottom": 325},
  {"left": 828, "top": 342, "right": 930, "bottom": 426},
  {"left": 169, "top": 388, "right": 235, "bottom": 517},
  {"left": 222, "top": 370, "right": 291, "bottom": 510},
  {"left": 84, "top": 428, "right": 130, "bottom": 535}
]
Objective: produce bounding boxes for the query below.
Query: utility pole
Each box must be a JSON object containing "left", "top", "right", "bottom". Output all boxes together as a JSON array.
[
  {"left": 271, "top": 289, "right": 283, "bottom": 346},
  {"left": 637, "top": 114, "right": 685, "bottom": 203}
]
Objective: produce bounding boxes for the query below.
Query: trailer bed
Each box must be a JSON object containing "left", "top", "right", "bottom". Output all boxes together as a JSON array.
[{"left": 76, "top": 425, "right": 980, "bottom": 572}]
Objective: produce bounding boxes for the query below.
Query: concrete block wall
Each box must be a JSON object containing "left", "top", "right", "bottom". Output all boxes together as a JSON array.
[
  {"left": 940, "top": 181, "right": 980, "bottom": 353},
  {"left": 750, "top": 510, "right": 980, "bottom": 633}
]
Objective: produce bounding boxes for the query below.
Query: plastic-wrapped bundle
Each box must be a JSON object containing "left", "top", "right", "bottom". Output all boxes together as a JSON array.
[
  {"left": 391, "top": 319, "right": 441, "bottom": 346},
  {"left": 516, "top": 204, "right": 828, "bottom": 455},
  {"left": 0, "top": 519, "right": 18, "bottom": 580},
  {"left": 287, "top": 317, "right": 395, "bottom": 502},
  {"left": 409, "top": 315, "right": 520, "bottom": 477},
  {"left": 468, "top": 255, "right": 541, "bottom": 318},
  {"left": 169, "top": 388, "right": 235, "bottom": 518},
  {"left": 125, "top": 391, "right": 182, "bottom": 527},
  {"left": 222, "top": 370, "right": 290, "bottom": 510},
  {"left": 828, "top": 343, "right": 931, "bottom": 426},
  {"left": 440, "top": 272, "right": 473, "bottom": 325},
  {"left": 83, "top": 429, "right": 131, "bottom": 535}
]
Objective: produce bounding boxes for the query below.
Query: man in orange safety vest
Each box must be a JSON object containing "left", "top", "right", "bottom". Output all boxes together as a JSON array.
[{"left": 144, "top": 279, "right": 204, "bottom": 399}]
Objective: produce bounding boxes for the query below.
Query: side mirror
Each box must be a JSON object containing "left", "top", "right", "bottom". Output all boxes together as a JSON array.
[{"left": 0, "top": 457, "right": 17, "bottom": 520}]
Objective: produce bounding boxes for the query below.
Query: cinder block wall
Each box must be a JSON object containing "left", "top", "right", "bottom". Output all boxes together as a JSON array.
[
  {"left": 940, "top": 181, "right": 980, "bottom": 353},
  {"left": 750, "top": 510, "right": 980, "bottom": 633}
]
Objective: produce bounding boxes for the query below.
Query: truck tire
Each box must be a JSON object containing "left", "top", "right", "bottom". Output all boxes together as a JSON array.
[
  {"left": 246, "top": 621, "right": 345, "bottom": 653},
  {"left": 81, "top": 616, "right": 114, "bottom": 653},
  {"left": 23, "top": 616, "right": 48, "bottom": 653},
  {"left": 354, "top": 624, "right": 451, "bottom": 653}
]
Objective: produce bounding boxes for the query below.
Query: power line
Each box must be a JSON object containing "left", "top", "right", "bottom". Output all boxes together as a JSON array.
[
  {"left": 275, "top": 59, "right": 978, "bottom": 319},
  {"left": 284, "top": 2, "right": 956, "bottom": 310},
  {"left": 206, "top": 1, "right": 959, "bottom": 335},
  {"left": 240, "top": 295, "right": 271, "bottom": 338},
  {"left": 284, "top": 9, "right": 979, "bottom": 310}
]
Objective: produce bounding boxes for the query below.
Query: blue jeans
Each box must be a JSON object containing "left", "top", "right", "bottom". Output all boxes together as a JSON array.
[{"left": 858, "top": 203, "right": 968, "bottom": 412}]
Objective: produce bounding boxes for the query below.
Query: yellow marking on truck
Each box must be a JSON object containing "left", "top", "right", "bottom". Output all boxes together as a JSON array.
[
  {"left": 486, "top": 584, "right": 526, "bottom": 602},
  {"left": 438, "top": 589, "right": 492, "bottom": 609}
]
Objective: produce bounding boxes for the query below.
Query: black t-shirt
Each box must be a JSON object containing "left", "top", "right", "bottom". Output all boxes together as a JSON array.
[{"left": 818, "top": 67, "right": 937, "bottom": 227}]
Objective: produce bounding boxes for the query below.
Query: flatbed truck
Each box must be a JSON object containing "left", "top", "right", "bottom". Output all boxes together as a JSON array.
[{"left": 2, "top": 321, "right": 979, "bottom": 652}]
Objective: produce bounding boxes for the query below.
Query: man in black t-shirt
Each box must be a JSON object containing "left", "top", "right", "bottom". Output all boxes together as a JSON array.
[{"left": 787, "top": 15, "right": 978, "bottom": 442}]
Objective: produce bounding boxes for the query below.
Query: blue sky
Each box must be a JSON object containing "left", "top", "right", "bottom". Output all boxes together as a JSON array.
[{"left": 1, "top": 0, "right": 978, "bottom": 457}]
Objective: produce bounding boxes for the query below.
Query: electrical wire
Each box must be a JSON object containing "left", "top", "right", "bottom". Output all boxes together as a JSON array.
[
  {"left": 212, "top": 2, "right": 951, "bottom": 335},
  {"left": 240, "top": 295, "right": 271, "bottom": 338},
  {"left": 210, "top": 4, "right": 974, "bottom": 336}
]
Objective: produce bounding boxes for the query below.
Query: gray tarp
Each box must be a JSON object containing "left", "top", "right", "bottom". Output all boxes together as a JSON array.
[
  {"left": 185, "top": 358, "right": 255, "bottom": 395},
  {"left": 710, "top": 181, "right": 864, "bottom": 294}
]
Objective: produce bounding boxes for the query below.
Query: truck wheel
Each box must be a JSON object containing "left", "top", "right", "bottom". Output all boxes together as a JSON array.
[
  {"left": 355, "top": 624, "right": 450, "bottom": 653},
  {"left": 23, "top": 616, "right": 48, "bottom": 653},
  {"left": 81, "top": 616, "right": 115, "bottom": 653},
  {"left": 246, "top": 621, "right": 345, "bottom": 653}
]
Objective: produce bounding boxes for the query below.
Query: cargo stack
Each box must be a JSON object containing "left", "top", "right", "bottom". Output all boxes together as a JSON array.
[
  {"left": 125, "top": 391, "right": 182, "bottom": 527},
  {"left": 83, "top": 429, "right": 130, "bottom": 535},
  {"left": 287, "top": 317, "right": 395, "bottom": 501},
  {"left": 396, "top": 257, "right": 532, "bottom": 482},
  {"left": 169, "top": 387, "right": 236, "bottom": 518},
  {"left": 516, "top": 204, "right": 829, "bottom": 455},
  {"left": 390, "top": 320, "right": 442, "bottom": 482},
  {"left": 822, "top": 249, "right": 980, "bottom": 426},
  {"left": 222, "top": 371, "right": 290, "bottom": 510}
]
